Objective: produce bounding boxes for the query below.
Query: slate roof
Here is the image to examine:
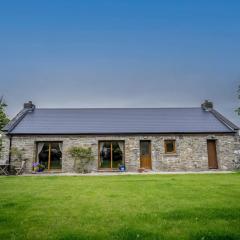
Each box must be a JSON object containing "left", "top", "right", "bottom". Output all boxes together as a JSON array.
[{"left": 3, "top": 107, "right": 238, "bottom": 134}]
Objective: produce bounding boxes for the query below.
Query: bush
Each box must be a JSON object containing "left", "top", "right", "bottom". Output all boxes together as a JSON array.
[
  {"left": 0, "top": 136, "right": 2, "bottom": 159},
  {"left": 68, "top": 146, "right": 94, "bottom": 173},
  {"left": 10, "top": 147, "right": 27, "bottom": 162}
]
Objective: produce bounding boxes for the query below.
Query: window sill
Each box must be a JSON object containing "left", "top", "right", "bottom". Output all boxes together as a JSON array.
[{"left": 163, "top": 153, "right": 178, "bottom": 157}]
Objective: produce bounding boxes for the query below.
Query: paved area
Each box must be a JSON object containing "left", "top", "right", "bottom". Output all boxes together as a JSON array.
[{"left": 18, "top": 170, "right": 236, "bottom": 177}]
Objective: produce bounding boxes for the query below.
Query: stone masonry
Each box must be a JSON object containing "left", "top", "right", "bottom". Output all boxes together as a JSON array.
[
  {"left": 0, "top": 133, "right": 238, "bottom": 173},
  {"left": 0, "top": 133, "right": 10, "bottom": 164}
]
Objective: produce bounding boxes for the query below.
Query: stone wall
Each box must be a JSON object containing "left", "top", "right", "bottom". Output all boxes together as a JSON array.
[
  {"left": 5, "top": 133, "right": 238, "bottom": 173},
  {"left": 0, "top": 132, "right": 10, "bottom": 164},
  {"left": 233, "top": 136, "right": 240, "bottom": 169}
]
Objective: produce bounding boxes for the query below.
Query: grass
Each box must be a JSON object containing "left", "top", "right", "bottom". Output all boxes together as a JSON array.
[{"left": 0, "top": 173, "right": 240, "bottom": 240}]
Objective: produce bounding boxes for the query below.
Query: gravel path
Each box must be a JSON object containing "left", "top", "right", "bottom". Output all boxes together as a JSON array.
[{"left": 20, "top": 170, "right": 235, "bottom": 177}]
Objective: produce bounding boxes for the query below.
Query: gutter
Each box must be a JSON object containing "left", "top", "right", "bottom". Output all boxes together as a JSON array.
[
  {"left": 6, "top": 132, "right": 236, "bottom": 136},
  {"left": 8, "top": 135, "right": 12, "bottom": 166}
]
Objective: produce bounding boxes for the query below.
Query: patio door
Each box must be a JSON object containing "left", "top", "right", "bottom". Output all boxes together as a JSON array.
[
  {"left": 37, "top": 142, "right": 62, "bottom": 171},
  {"left": 99, "top": 141, "right": 124, "bottom": 169}
]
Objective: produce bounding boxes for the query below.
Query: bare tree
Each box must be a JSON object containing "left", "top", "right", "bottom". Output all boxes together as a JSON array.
[{"left": 236, "top": 86, "right": 240, "bottom": 115}]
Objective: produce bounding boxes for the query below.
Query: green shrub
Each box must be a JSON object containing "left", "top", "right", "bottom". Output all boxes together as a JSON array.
[
  {"left": 0, "top": 136, "right": 2, "bottom": 159},
  {"left": 10, "top": 147, "right": 27, "bottom": 161},
  {"left": 68, "top": 146, "right": 94, "bottom": 173}
]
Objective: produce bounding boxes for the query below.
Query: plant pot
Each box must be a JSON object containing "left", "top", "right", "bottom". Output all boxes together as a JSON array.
[{"left": 119, "top": 165, "right": 126, "bottom": 172}]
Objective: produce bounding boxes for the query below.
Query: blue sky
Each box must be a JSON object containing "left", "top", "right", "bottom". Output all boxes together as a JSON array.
[{"left": 0, "top": 0, "right": 240, "bottom": 124}]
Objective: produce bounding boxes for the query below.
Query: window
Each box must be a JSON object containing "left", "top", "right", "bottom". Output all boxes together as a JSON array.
[
  {"left": 99, "top": 141, "right": 124, "bottom": 169},
  {"left": 164, "top": 140, "right": 176, "bottom": 154}
]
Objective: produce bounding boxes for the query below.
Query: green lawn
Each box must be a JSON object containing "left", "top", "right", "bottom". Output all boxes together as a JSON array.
[{"left": 0, "top": 174, "right": 240, "bottom": 240}]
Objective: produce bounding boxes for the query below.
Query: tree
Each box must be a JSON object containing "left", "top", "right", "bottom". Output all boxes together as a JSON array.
[
  {"left": 0, "top": 96, "right": 9, "bottom": 158},
  {"left": 0, "top": 96, "right": 9, "bottom": 130},
  {"left": 236, "top": 86, "right": 240, "bottom": 115}
]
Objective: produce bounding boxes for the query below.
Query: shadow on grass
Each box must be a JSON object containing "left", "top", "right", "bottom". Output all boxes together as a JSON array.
[
  {"left": 162, "top": 207, "right": 240, "bottom": 221},
  {"left": 58, "top": 233, "right": 93, "bottom": 240},
  {"left": 112, "top": 228, "right": 164, "bottom": 240},
  {"left": 57, "top": 229, "right": 240, "bottom": 240},
  {"left": 58, "top": 228, "right": 164, "bottom": 240},
  {"left": 136, "top": 207, "right": 240, "bottom": 222},
  {"left": 192, "top": 232, "right": 239, "bottom": 240}
]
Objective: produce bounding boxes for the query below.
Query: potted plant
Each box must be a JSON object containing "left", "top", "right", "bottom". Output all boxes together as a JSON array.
[
  {"left": 37, "top": 163, "right": 45, "bottom": 172},
  {"left": 32, "top": 162, "right": 45, "bottom": 173},
  {"left": 118, "top": 164, "right": 126, "bottom": 172}
]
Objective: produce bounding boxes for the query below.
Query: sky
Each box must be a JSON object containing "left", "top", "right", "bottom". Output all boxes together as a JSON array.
[{"left": 0, "top": 0, "right": 240, "bottom": 125}]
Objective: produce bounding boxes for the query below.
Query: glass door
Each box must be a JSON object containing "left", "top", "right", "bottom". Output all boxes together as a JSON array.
[
  {"left": 99, "top": 141, "right": 124, "bottom": 169},
  {"left": 37, "top": 142, "right": 62, "bottom": 171},
  {"left": 99, "top": 141, "right": 111, "bottom": 168}
]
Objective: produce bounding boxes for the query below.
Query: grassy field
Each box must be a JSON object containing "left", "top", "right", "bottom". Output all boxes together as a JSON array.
[{"left": 0, "top": 174, "right": 240, "bottom": 240}]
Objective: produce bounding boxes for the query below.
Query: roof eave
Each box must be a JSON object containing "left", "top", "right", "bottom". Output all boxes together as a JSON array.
[{"left": 8, "top": 131, "right": 236, "bottom": 136}]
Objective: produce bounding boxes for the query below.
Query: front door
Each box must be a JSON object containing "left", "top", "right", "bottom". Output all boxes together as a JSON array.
[
  {"left": 207, "top": 140, "right": 218, "bottom": 169},
  {"left": 140, "top": 140, "right": 152, "bottom": 169}
]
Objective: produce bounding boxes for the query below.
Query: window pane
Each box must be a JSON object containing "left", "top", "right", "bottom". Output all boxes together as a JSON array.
[
  {"left": 165, "top": 140, "right": 175, "bottom": 153},
  {"left": 38, "top": 143, "right": 49, "bottom": 169},
  {"left": 140, "top": 141, "right": 150, "bottom": 155},
  {"left": 38, "top": 142, "right": 62, "bottom": 170},
  {"left": 99, "top": 142, "right": 111, "bottom": 168},
  {"left": 112, "top": 141, "right": 124, "bottom": 168},
  {"left": 99, "top": 141, "right": 124, "bottom": 169},
  {"left": 50, "top": 143, "right": 62, "bottom": 169}
]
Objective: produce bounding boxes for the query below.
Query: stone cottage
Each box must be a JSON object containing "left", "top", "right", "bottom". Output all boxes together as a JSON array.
[{"left": 1, "top": 100, "right": 239, "bottom": 173}]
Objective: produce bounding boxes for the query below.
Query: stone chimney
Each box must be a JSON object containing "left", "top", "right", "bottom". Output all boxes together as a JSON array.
[
  {"left": 201, "top": 100, "right": 213, "bottom": 111},
  {"left": 23, "top": 101, "right": 35, "bottom": 111}
]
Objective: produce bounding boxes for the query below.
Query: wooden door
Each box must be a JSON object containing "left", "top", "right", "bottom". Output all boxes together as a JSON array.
[
  {"left": 207, "top": 140, "right": 218, "bottom": 169},
  {"left": 140, "top": 140, "right": 152, "bottom": 169}
]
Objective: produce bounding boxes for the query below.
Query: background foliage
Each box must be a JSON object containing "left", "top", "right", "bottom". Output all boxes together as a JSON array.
[
  {"left": 0, "top": 96, "right": 9, "bottom": 158},
  {"left": 236, "top": 86, "right": 240, "bottom": 115}
]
